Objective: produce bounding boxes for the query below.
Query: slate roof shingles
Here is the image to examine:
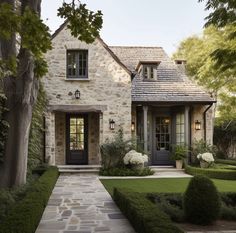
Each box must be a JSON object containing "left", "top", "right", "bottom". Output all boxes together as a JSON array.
[{"left": 109, "top": 46, "right": 215, "bottom": 103}]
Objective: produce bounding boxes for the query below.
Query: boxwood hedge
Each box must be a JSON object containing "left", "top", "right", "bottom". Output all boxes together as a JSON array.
[
  {"left": 113, "top": 188, "right": 183, "bottom": 233},
  {"left": 0, "top": 166, "right": 59, "bottom": 233},
  {"left": 216, "top": 159, "right": 236, "bottom": 166},
  {"left": 185, "top": 165, "right": 236, "bottom": 180}
]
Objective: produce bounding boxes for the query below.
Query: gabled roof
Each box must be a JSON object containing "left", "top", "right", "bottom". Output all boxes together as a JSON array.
[
  {"left": 109, "top": 46, "right": 215, "bottom": 103},
  {"left": 51, "top": 21, "right": 131, "bottom": 75}
]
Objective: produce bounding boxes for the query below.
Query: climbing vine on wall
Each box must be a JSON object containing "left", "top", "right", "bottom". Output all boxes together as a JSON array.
[{"left": 27, "top": 82, "right": 47, "bottom": 172}]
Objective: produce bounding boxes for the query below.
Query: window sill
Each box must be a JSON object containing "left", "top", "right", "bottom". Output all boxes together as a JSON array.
[{"left": 65, "top": 78, "right": 90, "bottom": 81}]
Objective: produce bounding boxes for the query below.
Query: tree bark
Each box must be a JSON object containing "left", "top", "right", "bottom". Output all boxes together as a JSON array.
[{"left": 0, "top": 0, "right": 41, "bottom": 188}]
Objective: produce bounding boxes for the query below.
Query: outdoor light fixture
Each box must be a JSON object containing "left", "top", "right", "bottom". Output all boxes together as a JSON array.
[
  {"left": 195, "top": 120, "right": 201, "bottom": 130},
  {"left": 74, "top": 89, "right": 80, "bottom": 99},
  {"left": 131, "top": 121, "right": 135, "bottom": 132},
  {"left": 109, "top": 119, "right": 115, "bottom": 130},
  {"left": 164, "top": 118, "right": 170, "bottom": 124}
]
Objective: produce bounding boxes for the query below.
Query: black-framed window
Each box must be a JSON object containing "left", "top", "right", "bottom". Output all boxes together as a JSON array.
[
  {"left": 176, "top": 113, "right": 185, "bottom": 145},
  {"left": 67, "top": 50, "right": 88, "bottom": 79},
  {"left": 142, "top": 65, "right": 157, "bottom": 80}
]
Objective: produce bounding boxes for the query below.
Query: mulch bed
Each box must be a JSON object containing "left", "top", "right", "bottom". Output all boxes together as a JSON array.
[{"left": 176, "top": 220, "right": 236, "bottom": 232}]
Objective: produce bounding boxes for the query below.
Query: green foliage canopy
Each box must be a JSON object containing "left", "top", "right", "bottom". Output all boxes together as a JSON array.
[
  {"left": 199, "top": 0, "right": 236, "bottom": 72},
  {"left": 173, "top": 26, "right": 235, "bottom": 93}
]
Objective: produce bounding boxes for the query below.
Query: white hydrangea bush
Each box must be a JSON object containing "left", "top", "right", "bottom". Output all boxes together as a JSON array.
[
  {"left": 123, "top": 150, "right": 148, "bottom": 165},
  {"left": 197, "top": 152, "right": 215, "bottom": 163}
]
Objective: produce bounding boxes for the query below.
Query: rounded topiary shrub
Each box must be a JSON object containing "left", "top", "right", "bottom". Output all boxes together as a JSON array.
[{"left": 183, "top": 175, "right": 221, "bottom": 225}]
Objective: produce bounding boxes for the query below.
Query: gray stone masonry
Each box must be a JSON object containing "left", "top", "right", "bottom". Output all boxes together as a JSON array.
[{"left": 35, "top": 174, "right": 135, "bottom": 233}]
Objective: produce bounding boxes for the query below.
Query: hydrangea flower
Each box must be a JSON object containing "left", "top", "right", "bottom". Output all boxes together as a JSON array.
[
  {"left": 123, "top": 150, "right": 148, "bottom": 165},
  {"left": 197, "top": 152, "right": 214, "bottom": 163}
]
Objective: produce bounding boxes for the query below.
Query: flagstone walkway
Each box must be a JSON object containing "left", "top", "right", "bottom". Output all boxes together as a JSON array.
[{"left": 35, "top": 174, "right": 135, "bottom": 233}]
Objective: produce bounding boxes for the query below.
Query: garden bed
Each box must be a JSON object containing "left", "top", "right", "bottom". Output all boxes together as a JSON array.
[
  {"left": 0, "top": 166, "right": 59, "bottom": 233},
  {"left": 113, "top": 188, "right": 183, "bottom": 233},
  {"left": 148, "top": 192, "right": 236, "bottom": 222}
]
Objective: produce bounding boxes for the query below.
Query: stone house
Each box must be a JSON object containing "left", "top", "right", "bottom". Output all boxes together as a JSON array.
[{"left": 43, "top": 22, "right": 215, "bottom": 166}]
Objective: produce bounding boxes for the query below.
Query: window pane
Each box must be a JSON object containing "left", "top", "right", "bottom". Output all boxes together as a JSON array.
[
  {"left": 150, "top": 67, "right": 154, "bottom": 79},
  {"left": 67, "top": 52, "right": 76, "bottom": 77},
  {"left": 77, "top": 118, "right": 84, "bottom": 125},
  {"left": 67, "top": 50, "right": 88, "bottom": 78},
  {"left": 70, "top": 125, "right": 76, "bottom": 134},
  {"left": 70, "top": 118, "right": 76, "bottom": 125},
  {"left": 143, "top": 67, "right": 148, "bottom": 79},
  {"left": 176, "top": 113, "right": 185, "bottom": 145}
]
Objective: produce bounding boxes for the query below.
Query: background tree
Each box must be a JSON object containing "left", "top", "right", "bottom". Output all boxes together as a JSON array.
[
  {"left": 0, "top": 0, "right": 103, "bottom": 188},
  {"left": 173, "top": 26, "right": 236, "bottom": 95},
  {"left": 199, "top": 0, "right": 236, "bottom": 72}
]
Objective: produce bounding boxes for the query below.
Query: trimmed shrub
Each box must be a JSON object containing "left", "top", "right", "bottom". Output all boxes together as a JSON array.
[
  {"left": 113, "top": 188, "right": 183, "bottom": 233},
  {"left": 147, "top": 193, "right": 185, "bottom": 222},
  {"left": 183, "top": 175, "right": 221, "bottom": 225},
  {"left": 216, "top": 159, "right": 236, "bottom": 166},
  {"left": 185, "top": 165, "right": 236, "bottom": 180},
  {"left": 99, "top": 167, "right": 154, "bottom": 176},
  {"left": 220, "top": 192, "right": 236, "bottom": 220},
  {"left": 0, "top": 166, "right": 58, "bottom": 233}
]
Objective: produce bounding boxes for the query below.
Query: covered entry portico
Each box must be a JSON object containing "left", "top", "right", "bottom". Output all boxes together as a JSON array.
[
  {"left": 133, "top": 102, "right": 212, "bottom": 165},
  {"left": 45, "top": 105, "right": 107, "bottom": 166}
]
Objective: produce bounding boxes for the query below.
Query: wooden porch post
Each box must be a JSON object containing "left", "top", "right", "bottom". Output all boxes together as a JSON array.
[{"left": 143, "top": 106, "right": 148, "bottom": 152}]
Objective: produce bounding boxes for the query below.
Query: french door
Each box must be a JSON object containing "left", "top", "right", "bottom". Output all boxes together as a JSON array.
[{"left": 66, "top": 114, "right": 88, "bottom": 164}]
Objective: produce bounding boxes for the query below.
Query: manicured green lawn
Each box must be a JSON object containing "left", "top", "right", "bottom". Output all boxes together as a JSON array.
[{"left": 101, "top": 178, "right": 236, "bottom": 195}]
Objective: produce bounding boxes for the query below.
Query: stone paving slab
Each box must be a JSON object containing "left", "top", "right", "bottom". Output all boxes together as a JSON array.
[{"left": 35, "top": 174, "right": 135, "bottom": 233}]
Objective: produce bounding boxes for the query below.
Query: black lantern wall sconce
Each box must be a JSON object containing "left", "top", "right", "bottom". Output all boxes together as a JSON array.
[
  {"left": 195, "top": 120, "right": 201, "bottom": 130},
  {"left": 68, "top": 89, "right": 81, "bottom": 99},
  {"left": 109, "top": 119, "right": 115, "bottom": 130},
  {"left": 74, "top": 89, "right": 80, "bottom": 99}
]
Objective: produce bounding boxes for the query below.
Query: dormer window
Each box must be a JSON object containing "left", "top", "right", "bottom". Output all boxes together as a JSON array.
[
  {"left": 136, "top": 61, "right": 160, "bottom": 81},
  {"left": 143, "top": 65, "right": 156, "bottom": 80}
]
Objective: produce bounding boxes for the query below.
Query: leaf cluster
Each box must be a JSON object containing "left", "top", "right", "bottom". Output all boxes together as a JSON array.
[
  {"left": 57, "top": 0, "right": 103, "bottom": 43},
  {"left": 199, "top": 0, "right": 236, "bottom": 72},
  {"left": 199, "top": 0, "right": 236, "bottom": 27},
  {"left": 0, "top": 3, "right": 52, "bottom": 78}
]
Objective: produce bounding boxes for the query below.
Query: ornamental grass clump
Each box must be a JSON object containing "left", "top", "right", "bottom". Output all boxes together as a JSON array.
[{"left": 183, "top": 175, "right": 221, "bottom": 225}]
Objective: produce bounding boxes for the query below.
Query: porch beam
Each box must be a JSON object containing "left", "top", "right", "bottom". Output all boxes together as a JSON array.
[
  {"left": 143, "top": 106, "right": 148, "bottom": 152},
  {"left": 48, "top": 104, "right": 107, "bottom": 113}
]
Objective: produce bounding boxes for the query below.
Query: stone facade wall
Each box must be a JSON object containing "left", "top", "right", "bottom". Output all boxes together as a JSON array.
[
  {"left": 45, "top": 112, "right": 55, "bottom": 165},
  {"left": 54, "top": 112, "right": 100, "bottom": 165},
  {"left": 43, "top": 25, "right": 132, "bottom": 165},
  {"left": 55, "top": 112, "right": 66, "bottom": 165},
  {"left": 88, "top": 113, "right": 100, "bottom": 164},
  {"left": 191, "top": 105, "right": 214, "bottom": 145}
]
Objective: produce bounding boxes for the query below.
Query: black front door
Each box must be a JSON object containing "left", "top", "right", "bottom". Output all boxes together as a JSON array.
[
  {"left": 152, "top": 116, "right": 173, "bottom": 165},
  {"left": 66, "top": 114, "right": 88, "bottom": 165}
]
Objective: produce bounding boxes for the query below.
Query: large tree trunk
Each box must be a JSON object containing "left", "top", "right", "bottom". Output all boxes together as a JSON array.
[{"left": 0, "top": 0, "right": 41, "bottom": 188}]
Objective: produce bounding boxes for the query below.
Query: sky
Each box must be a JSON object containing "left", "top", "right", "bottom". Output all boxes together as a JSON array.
[{"left": 41, "top": 0, "right": 208, "bottom": 56}]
